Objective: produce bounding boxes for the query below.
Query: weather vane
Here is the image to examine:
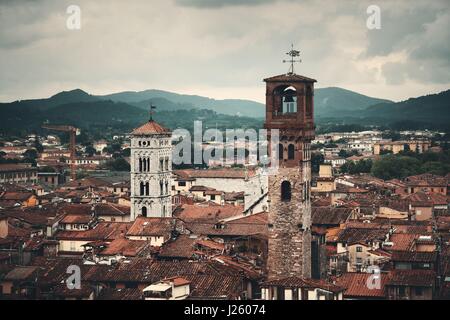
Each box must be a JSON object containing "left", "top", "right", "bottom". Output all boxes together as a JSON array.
[
  {"left": 149, "top": 104, "right": 156, "bottom": 121},
  {"left": 283, "top": 43, "right": 301, "bottom": 75}
]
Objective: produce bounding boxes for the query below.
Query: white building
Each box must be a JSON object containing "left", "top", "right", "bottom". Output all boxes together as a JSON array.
[{"left": 130, "top": 119, "right": 172, "bottom": 220}]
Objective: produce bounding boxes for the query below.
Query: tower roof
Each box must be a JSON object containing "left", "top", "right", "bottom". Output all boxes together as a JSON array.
[
  {"left": 264, "top": 73, "right": 316, "bottom": 83},
  {"left": 131, "top": 120, "right": 170, "bottom": 135}
]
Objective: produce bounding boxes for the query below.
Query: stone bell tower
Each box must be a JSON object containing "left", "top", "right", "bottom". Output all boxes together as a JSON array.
[
  {"left": 264, "top": 47, "right": 316, "bottom": 279},
  {"left": 130, "top": 109, "right": 172, "bottom": 220}
]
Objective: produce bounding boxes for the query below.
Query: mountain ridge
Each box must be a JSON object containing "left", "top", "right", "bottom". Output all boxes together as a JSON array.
[{"left": 0, "top": 87, "right": 448, "bottom": 134}]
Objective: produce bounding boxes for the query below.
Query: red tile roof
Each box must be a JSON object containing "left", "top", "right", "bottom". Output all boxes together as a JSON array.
[
  {"left": 164, "top": 276, "right": 191, "bottom": 287},
  {"left": 407, "top": 192, "right": 448, "bottom": 206},
  {"left": 391, "top": 251, "right": 437, "bottom": 263},
  {"left": 335, "top": 272, "right": 388, "bottom": 298},
  {"left": 405, "top": 173, "right": 447, "bottom": 187},
  {"left": 60, "top": 214, "right": 93, "bottom": 224},
  {"left": 98, "top": 238, "right": 149, "bottom": 257},
  {"left": 55, "top": 222, "right": 132, "bottom": 241},
  {"left": 261, "top": 276, "right": 344, "bottom": 293},
  {"left": 387, "top": 233, "right": 420, "bottom": 251},
  {"left": 126, "top": 217, "right": 182, "bottom": 238},
  {"left": 131, "top": 120, "right": 170, "bottom": 135},
  {"left": 174, "top": 203, "right": 243, "bottom": 222},
  {"left": 174, "top": 168, "right": 256, "bottom": 180},
  {"left": 263, "top": 73, "right": 317, "bottom": 83},
  {"left": 387, "top": 270, "right": 436, "bottom": 287}
]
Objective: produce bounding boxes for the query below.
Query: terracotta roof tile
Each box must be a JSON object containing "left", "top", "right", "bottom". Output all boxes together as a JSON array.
[
  {"left": 126, "top": 217, "right": 182, "bottom": 238},
  {"left": 387, "top": 270, "right": 436, "bottom": 287},
  {"left": 263, "top": 73, "right": 317, "bottom": 83},
  {"left": 131, "top": 120, "right": 170, "bottom": 135},
  {"left": 336, "top": 272, "right": 388, "bottom": 298}
]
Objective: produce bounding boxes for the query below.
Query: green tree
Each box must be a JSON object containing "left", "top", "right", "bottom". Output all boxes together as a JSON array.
[
  {"left": 382, "top": 131, "right": 401, "bottom": 141},
  {"left": 23, "top": 149, "right": 38, "bottom": 160},
  {"left": 371, "top": 155, "right": 422, "bottom": 180},
  {"left": 34, "top": 137, "right": 44, "bottom": 153},
  {"left": 104, "top": 158, "right": 130, "bottom": 171},
  {"left": 121, "top": 148, "right": 131, "bottom": 157},
  {"left": 85, "top": 145, "right": 96, "bottom": 157},
  {"left": 421, "top": 161, "right": 450, "bottom": 176},
  {"left": 311, "top": 153, "right": 324, "bottom": 173}
]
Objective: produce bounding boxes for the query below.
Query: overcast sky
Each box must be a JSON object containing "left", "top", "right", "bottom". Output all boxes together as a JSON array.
[{"left": 0, "top": 0, "right": 449, "bottom": 103}]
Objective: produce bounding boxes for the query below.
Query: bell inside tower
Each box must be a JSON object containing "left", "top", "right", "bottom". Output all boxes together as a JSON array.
[{"left": 281, "top": 86, "right": 297, "bottom": 114}]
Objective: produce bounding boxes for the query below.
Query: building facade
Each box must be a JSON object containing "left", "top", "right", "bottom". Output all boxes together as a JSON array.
[
  {"left": 264, "top": 72, "right": 316, "bottom": 279},
  {"left": 0, "top": 164, "right": 38, "bottom": 184},
  {"left": 130, "top": 119, "right": 172, "bottom": 220}
]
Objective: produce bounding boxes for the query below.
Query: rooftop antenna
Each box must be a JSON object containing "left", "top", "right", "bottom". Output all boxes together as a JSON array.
[
  {"left": 149, "top": 104, "right": 156, "bottom": 121},
  {"left": 283, "top": 43, "right": 301, "bottom": 75}
]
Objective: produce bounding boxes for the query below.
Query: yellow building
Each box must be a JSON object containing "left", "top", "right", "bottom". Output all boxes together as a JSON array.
[
  {"left": 312, "top": 164, "right": 336, "bottom": 193},
  {"left": 373, "top": 141, "right": 430, "bottom": 155}
]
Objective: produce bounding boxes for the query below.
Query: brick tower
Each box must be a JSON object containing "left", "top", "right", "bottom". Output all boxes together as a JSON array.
[{"left": 264, "top": 69, "right": 316, "bottom": 279}]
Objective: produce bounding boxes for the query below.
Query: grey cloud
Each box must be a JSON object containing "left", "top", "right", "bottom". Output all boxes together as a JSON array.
[
  {"left": 0, "top": 0, "right": 448, "bottom": 102},
  {"left": 175, "top": 0, "right": 276, "bottom": 8},
  {"left": 363, "top": 6, "right": 439, "bottom": 57}
]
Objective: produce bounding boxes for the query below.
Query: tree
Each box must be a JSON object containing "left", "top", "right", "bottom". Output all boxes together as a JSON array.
[
  {"left": 421, "top": 161, "right": 450, "bottom": 176},
  {"left": 23, "top": 149, "right": 38, "bottom": 160},
  {"left": 311, "top": 153, "right": 324, "bottom": 173},
  {"left": 341, "top": 159, "right": 373, "bottom": 174},
  {"left": 338, "top": 149, "right": 359, "bottom": 158},
  {"left": 34, "top": 137, "right": 44, "bottom": 153},
  {"left": 104, "top": 157, "right": 130, "bottom": 171},
  {"left": 121, "top": 148, "right": 131, "bottom": 157},
  {"left": 39, "top": 166, "right": 56, "bottom": 173},
  {"left": 382, "top": 131, "right": 401, "bottom": 141},
  {"left": 371, "top": 155, "right": 422, "bottom": 180},
  {"left": 85, "top": 145, "right": 96, "bottom": 157}
]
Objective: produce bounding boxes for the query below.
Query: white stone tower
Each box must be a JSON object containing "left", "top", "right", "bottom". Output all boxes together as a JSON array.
[{"left": 130, "top": 118, "right": 172, "bottom": 220}]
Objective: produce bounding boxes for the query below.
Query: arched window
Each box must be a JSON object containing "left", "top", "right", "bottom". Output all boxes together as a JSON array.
[
  {"left": 140, "top": 181, "right": 145, "bottom": 196},
  {"left": 145, "top": 182, "right": 150, "bottom": 196},
  {"left": 288, "top": 144, "right": 295, "bottom": 160},
  {"left": 139, "top": 158, "right": 143, "bottom": 172},
  {"left": 143, "top": 157, "right": 147, "bottom": 171},
  {"left": 147, "top": 158, "right": 150, "bottom": 172},
  {"left": 160, "top": 181, "right": 163, "bottom": 196},
  {"left": 281, "top": 181, "right": 292, "bottom": 202},
  {"left": 165, "top": 181, "right": 169, "bottom": 195},
  {"left": 278, "top": 143, "right": 284, "bottom": 160},
  {"left": 282, "top": 86, "right": 297, "bottom": 113},
  {"left": 141, "top": 206, "right": 147, "bottom": 217}
]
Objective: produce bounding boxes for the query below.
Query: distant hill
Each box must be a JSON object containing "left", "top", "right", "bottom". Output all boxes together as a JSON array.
[
  {"left": 0, "top": 89, "right": 100, "bottom": 111},
  {"left": 99, "top": 89, "right": 265, "bottom": 117},
  {"left": 1, "top": 87, "right": 448, "bottom": 136},
  {"left": 363, "top": 89, "right": 450, "bottom": 125},
  {"left": 314, "top": 87, "right": 393, "bottom": 118},
  {"left": 101, "top": 87, "right": 394, "bottom": 119},
  {"left": 0, "top": 97, "right": 262, "bottom": 137}
]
